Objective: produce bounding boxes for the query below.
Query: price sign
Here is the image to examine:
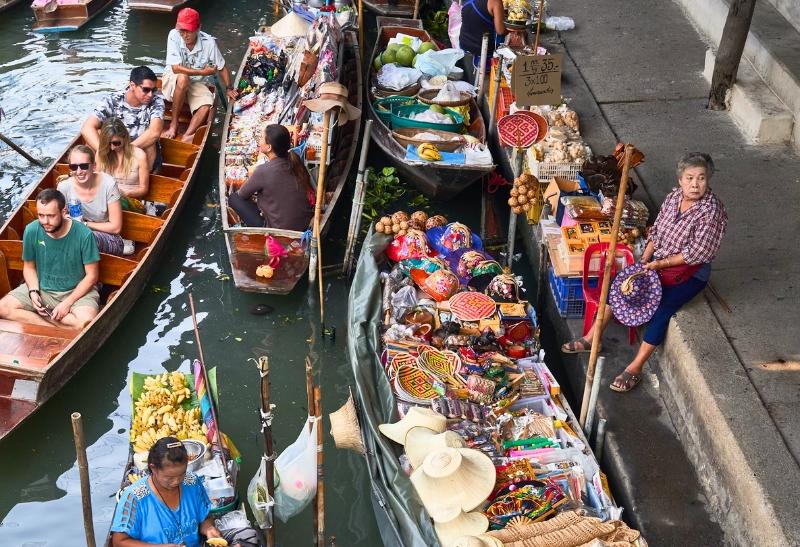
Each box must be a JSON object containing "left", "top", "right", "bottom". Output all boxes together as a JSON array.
[{"left": 511, "top": 54, "right": 562, "bottom": 107}]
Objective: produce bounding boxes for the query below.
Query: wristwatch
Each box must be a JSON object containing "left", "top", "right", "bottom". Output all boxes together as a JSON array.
[{"left": 28, "top": 288, "right": 40, "bottom": 296}]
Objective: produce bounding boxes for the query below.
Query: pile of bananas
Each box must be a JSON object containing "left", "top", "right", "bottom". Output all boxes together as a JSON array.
[
  {"left": 417, "top": 143, "right": 442, "bottom": 162},
  {"left": 131, "top": 372, "right": 209, "bottom": 452}
]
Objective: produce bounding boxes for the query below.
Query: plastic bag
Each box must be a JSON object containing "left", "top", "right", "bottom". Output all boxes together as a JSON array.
[
  {"left": 448, "top": 0, "right": 462, "bottom": 49},
  {"left": 273, "top": 417, "right": 318, "bottom": 523},
  {"left": 377, "top": 64, "right": 423, "bottom": 90},
  {"left": 560, "top": 195, "right": 605, "bottom": 221},
  {"left": 413, "top": 49, "right": 465, "bottom": 77},
  {"left": 545, "top": 16, "right": 575, "bottom": 31},
  {"left": 246, "top": 456, "right": 275, "bottom": 529}
]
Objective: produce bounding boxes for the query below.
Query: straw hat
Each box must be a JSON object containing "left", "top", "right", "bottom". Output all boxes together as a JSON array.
[
  {"left": 449, "top": 535, "right": 503, "bottom": 547},
  {"left": 270, "top": 12, "right": 310, "bottom": 38},
  {"left": 609, "top": 263, "right": 662, "bottom": 327},
  {"left": 404, "top": 426, "right": 466, "bottom": 469},
  {"left": 304, "top": 82, "right": 362, "bottom": 125},
  {"left": 378, "top": 406, "right": 446, "bottom": 445},
  {"left": 433, "top": 506, "right": 489, "bottom": 546},
  {"left": 328, "top": 391, "right": 365, "bottom": 455},
  {"left": 410, "top": 447, "right": 496, "bottom": 516}
]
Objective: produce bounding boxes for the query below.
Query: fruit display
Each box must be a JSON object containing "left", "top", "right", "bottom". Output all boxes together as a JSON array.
[
  {"left": 508, "top": 172, "right": 542, "bottom": 215},
  {"left": 375, "top": 211, "right": 447, "bottom": 235},
  {"left": 130, "top": 371, "right": 208, "bottom": 452},
  {"left": 417, "top": 143, "right": 442, "bottom": 161},
  {"left": 373, "top": 38, "right": 438, "bottom": 71}
]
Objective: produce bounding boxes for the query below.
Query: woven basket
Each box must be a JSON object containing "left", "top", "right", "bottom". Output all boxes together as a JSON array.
[
  {"left": 329, "top": 390, "right": 365, "bottom": 455},
  {"left": 391, "top": 127, "right": 467, "bottom": 152},
  {"left": 417, "top": 88, "right": 473, "bottom": 107},
  {"left": 371, "top": 75, "right": 421, "bottom": 98}
]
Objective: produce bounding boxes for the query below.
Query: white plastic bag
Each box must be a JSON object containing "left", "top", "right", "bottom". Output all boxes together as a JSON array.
[
  {"left": 545, "top": 16, "right": 575, "bottom": 31},
  {"left": 377, "top": 64, "right": 423, "bottom": 90},
  {"left": 273, "top": 417, "right": 318, "bottom": 523},
  {"left": 246, "top": 456, "right": 275, "bottom": 529},
  {"left": 448, "top": 0, "right": 462, "bottom": 49},
  {"left": 413, "top": 49, "right": 465, "bottom": 77}
]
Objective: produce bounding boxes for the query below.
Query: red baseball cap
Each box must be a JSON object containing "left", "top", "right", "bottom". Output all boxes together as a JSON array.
[{"left": 176, "top": 8, "right": 200, "bottom": 32}]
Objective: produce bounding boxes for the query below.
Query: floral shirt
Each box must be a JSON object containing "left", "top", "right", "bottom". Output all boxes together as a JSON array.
[
  {"left": 647, "top": 187, "right": 728, "bottom": 265},
  {"left": 93, "top": 90, "right": 165, "bottom": 141}
]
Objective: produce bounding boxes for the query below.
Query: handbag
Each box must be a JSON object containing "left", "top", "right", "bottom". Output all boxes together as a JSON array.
[{"left": 657, "top": 264, "right": 702, "bottom": 286}]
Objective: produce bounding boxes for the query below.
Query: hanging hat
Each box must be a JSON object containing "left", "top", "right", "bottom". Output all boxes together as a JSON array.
[
  {"left": 404, "top": 426, "right": 467, "bottom": 469},
  {"left": 450, "top": 536, "right": 503, "bottom": 547},
  {"left": 175, "top": 7, "right": 200, "bottom": 32},
  {"left": 427, "top": 223, "right": 483, "bottom": 257},
  {"left": 385, "top": 229, "right": 433, "bottom": 262},
  {"left": 485, "top": 272, "right": 522, "bottom": 302},
  {"left": 304, "top": 82, "right": 362, "bottom": 125},
  {"left": 328, "top": 390, "right": 365, "bottom": 455},
  {"left": 410, "top": 268, "right": 460, "bottom": 302},
  {"left": 270, "top": 12, "right": 310, "bottom": 38},
  {"left": 609, "top": 263, "right": 662, "bottom": 327},
  {"left": 445, "top": 248, "right": 493, "bottom": 285},
  {"left": 409, "top": 447, "right": 496, "bottom": 516},
  {"left": 378, "top": 406, "right": 447, "bottom": 445},
  {"left": 466, "top": 260, "right": 504, "bottom": 292},
  {"left": 433, "top": 507, "right": 489, "bottom": 546}
]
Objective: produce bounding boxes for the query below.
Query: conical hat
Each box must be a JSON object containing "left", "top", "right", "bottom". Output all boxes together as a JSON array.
[
  {"left": 410, "top": 447, "right": 496, "bottom": 516},
  {"left": 378, "top": 406, "right": 446, "bottom": 445},
  {"left": 270, "top": 12, "right": 309, "bottom": 38},
  {"left": 404, "top": 426, "right": 466, "bottom": 469},
  {"left": 434, "top": 508, "right": 489, "bottom": 546}
]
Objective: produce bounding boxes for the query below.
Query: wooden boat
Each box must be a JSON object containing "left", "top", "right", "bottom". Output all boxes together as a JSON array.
[
  {"left": 126, "top": 0, "right": 190, "bottom": 13},
  {"left": 32, "top": 0, "right": 115, "bottom": 33},
  {"left": 217, "top": 29, "right": 362, "bottom": 294},
  {"left": 0, "top": 0, "right": 26, "bottom": 13},
  {"left": 0, "top": 84, "right": 215, "bottom": 440},
  {"left": 367, "top": 20, "right": 494, "bottom": 200},
  {"left": 362, "top": 0, "right": 414, "bottom": 17}
]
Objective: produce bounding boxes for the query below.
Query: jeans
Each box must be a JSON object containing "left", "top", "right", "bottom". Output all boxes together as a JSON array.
[{"left": 643, "top": 276, "right": 707, "bottom": 346}]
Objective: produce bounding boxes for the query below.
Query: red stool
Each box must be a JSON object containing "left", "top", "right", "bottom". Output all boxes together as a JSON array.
[{"left": 582, "top": 242, "right": 636, "bottom": 345}]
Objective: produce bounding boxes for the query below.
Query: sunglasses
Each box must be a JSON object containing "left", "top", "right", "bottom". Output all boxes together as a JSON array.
[
  {"left": 69, "top": 163, "right": 91, "bottom": 171},
  {"left": 138, "top": 85, "right": 155, "bottom": 95},
  {"left": 110, "top": 140, "right": 123, "bottom": 147}
]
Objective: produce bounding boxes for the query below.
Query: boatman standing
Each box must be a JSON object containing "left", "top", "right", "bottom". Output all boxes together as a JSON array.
[{"left": 161, "top": 8, "right": 237, "bottom": 142}]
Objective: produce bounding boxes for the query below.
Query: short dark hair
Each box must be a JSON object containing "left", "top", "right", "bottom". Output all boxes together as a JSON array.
[
  {"left": 147, "top": 436, "right": 188, "bottom": 470},
  {"left": 130, "top": 66, "right": 157, "bottom": 85},
  {"left": 677, "top": 152, "right": 715, "bottom": 179},
  {"left": 37, "top": 188, "right": 66, "bottom": 210}
]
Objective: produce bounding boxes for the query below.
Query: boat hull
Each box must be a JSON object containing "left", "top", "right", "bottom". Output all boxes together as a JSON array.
[
  {"left": 126, "top": 0, "right": 190, "bottom": 12},
  {"left": 32, "top": 0, "right": 115, "bottom": 32}
]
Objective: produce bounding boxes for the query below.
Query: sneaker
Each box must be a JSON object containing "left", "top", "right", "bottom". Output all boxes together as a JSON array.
[{"left": 122, "top": 239, "right": 135, "bottom": 256}]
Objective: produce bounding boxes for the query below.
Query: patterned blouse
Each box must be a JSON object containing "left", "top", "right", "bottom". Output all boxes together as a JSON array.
[{"left": 647, "top": 187, "right": 728, "bottom": 265}]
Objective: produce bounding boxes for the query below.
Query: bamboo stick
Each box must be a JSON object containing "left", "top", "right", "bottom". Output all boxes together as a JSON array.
[
  {"left": 312, "top": 111, "right": 333, "bottom": 324},
  {"left": 506, "top": 148, "right": 525, "bottom": 267},
  {"left": 488, "top": 58, "right": 503, "bottom": 140},
  {"left": 305, "top": 357, "right": 317, "bottom": 541},
  {"left": 532, "top": 0, "right": 546, "bottom": 52},
  {"left": 412, "top": 0, "right": 420, "bottom": 19},
  {"left": 579, "top": 145, "right": 633, "bottom": 427},
  {"left": 314, "top": 385, "right": 324, "bottom": 547},
  {"left": 258, "top": 356, "right": 276, "bottom": 547},
  {"left": 71, "top": 412, "right": 96, "bottom": 547},
  {"left": 476, "top": 33, "right": 490, "bottom": 101},
  {"left": 342, "top": 119, "right": 374, "bottom": 275},
  {"left": 358, "top": 0, "right": 364, "bottom": 62},
  {"left": 0, "top": 132, "right": 44, "bottom": 166}
]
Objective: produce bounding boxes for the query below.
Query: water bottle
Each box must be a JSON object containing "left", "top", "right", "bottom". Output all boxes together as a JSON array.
[{"left": 67, "top": 197, "right": 83, "bottom": 222}]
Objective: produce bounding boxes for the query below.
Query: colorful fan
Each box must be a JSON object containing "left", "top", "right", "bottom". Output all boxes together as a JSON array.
[
  {"left": 394, "top": 365, "right": 439, "bottom": 403},
  {"left": 448, "top": 291, "right": 497, "bottom": 322},
  {"left": 387, "top": 352, "right": 418, "bottom": 381}
]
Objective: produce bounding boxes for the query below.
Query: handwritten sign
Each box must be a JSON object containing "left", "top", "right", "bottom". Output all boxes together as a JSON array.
[{"left": 511, "top": 54, "right": 562, "bottom": 107}]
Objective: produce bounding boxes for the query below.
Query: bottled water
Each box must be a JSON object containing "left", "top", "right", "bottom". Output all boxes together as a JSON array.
[{"left": 67, "top": 198, "right": 83, "bottom": 222}]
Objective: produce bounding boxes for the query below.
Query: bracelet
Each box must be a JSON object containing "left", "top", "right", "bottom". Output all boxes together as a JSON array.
[{"left": 28, "top": 289, "right": 40, "bottom": 295}]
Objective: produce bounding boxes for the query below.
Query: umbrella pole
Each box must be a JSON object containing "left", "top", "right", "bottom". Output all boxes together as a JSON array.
[
  {"left": 313, "top": 111, "right": 333, "bottom": 324},
  {"left": 579, "top": 145, "right": 633, "bottom": 427},
  {"left": 71, "top": 412, "right": 96, "bottom": 547},
  {"left": 342, "top": 119, "right": 374, "bottom": 275},
  {"left": 258, "top": 356, "right": 277, "bottom": 547},
  {"left": 314, "top": 385, "right": 324, "bottom": 547}
]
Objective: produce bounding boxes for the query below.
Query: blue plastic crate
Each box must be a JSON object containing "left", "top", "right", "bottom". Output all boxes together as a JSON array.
[{"left": 548, "top": 266, "right": 586, "bottom": 319}]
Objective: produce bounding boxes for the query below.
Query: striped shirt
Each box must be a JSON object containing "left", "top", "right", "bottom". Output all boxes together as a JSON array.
[{"left": 647, "top": 187, "right": 728, "bottom": 265}]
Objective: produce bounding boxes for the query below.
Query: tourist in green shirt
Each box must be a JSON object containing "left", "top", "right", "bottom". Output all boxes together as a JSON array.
[{"left": 0, "top": 189, "right": 100, "bottom": 328}]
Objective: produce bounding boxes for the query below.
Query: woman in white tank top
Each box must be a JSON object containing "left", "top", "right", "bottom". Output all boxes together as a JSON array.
[{"left": 96, "top": 118, "right": 150, "bottom": 214}]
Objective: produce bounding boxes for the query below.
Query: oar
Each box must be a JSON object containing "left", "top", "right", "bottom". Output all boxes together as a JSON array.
[
  {"left": 71, "top": 412, "right": 96, "bottom": 547},
  {"left": 312, "top": 111, "right": 333, "bottom": 325},
  {"left": 342, "top": 119, "right": 373, "bottom": 276},
  {"left": 0, "top": 132, "right": 44, "bottom": 166}
]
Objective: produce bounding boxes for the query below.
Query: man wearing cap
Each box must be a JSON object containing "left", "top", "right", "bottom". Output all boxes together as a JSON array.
[{"left": 161, "top": 8, "right": 236, "bottom": 142}]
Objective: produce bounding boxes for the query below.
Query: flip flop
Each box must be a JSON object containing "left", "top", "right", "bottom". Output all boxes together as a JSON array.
[
  {"left": 560, "top": 338, "right": 601, "bottom": 354},
  {"left": 609, "top": 371, "right": 642, "bottom": 393}
]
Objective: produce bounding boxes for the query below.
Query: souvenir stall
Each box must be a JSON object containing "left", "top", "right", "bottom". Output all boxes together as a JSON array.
[{"left": 347, "top": 214, "right": 646, "bottom": 547}]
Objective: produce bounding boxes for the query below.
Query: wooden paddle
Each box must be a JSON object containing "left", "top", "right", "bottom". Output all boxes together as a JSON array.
[{"left": 0, "top": 132, "right": 44, "bottom": 166}]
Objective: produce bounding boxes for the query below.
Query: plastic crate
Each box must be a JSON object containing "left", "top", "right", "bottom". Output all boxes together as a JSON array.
[
  {"left": 531, "top": 158, "right": 585, "bottom": 181},
  {"left": 390, "top": 104, "right": 465, "bottom": 132},
  {"left": 548, "top": 265, "right": 586, "bottom": 319},
  {"left": 373, "top": 96, "right": 417, "bottom": 124}
]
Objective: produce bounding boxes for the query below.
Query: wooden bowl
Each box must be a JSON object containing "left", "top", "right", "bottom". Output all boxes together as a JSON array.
[{"left": 391, "top": 127, "right": 467, "bottom": 152}]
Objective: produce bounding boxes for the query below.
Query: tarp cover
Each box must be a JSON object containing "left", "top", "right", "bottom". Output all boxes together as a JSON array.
[{"left": 347, "top": 229, "right": 440, "bottom": 547}]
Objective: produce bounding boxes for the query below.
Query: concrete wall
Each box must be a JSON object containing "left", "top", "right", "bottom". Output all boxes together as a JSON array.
[{"left": 765, "top": 0, "right": 800, "bottom": 34}]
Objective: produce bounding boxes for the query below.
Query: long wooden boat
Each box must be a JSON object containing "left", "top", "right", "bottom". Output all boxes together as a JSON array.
[
  {"left": 126, "top": 0, "right": 190, "bottom": 13},
  {"left": 32, "top": 0, "right": 115, "bottom": 32},
  {"left": 217, "top": 28, "right": 362, "bottom": 294},
  {"left": 362, "top": 0, "right": 414, "bottom": 17},
  {"left": 0, "top": 83, "right": 215, "bottom": 440},
  {"left": 0, "top": 0, "right": 26, "bottom": 13},
  {"left": 367, "top": 21, "right": 494, "bottom": 201}
]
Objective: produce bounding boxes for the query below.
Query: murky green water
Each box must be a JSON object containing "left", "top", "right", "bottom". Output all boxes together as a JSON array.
[{"left": 0, "top": 1, "right": 385, "bottom": 544}]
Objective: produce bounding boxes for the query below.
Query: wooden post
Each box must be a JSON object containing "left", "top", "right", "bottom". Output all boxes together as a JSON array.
[
  {"left": 532, "top": 0, "right": 546, "bottom": 53},
  {"left": 258, "top": 356, "right": 276, "bottom": 547},
  {"left": 579, "top": 145, "right": 633, "bottom": 427},
  {"left": 342, "top": 119, "right": 374, "bottom": 275},
  {"left": 412, "top": 0, "right": 420, "bottom": 20},
  {"left": 708, "top": 0, "right": 757, "bottom": 110},
  {"left": 358, "top": 0, "right": 365, "bottom": 62},
  {"left": 71, "top": 412, "right": 96, "bottom": 547},
  {"left": 506, "top": 148, "right": 525, "bottom": 267},
  {"left": 312, "top": 111, "right": 333, "bottom": 323},
  {"left": 305, "top": 357, "right": 317, "bottom": 542},
  {"left": 314, "top": 385, "right": 324, "bottom": 547},
  {"left": 0, "top": 132, "right": 44, "bottom": 166}
]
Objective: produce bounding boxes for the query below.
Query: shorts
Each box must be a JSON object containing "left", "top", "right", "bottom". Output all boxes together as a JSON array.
[
  {"left": 161, "top": 72, "right": 214, "bottom": 113},
  {"left": 10, "top": 284, "right": 100, "bottom": 313}
]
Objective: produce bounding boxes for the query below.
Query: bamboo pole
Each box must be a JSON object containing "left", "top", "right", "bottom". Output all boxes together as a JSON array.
[
  {"left": 476, "top": 33, "right": 490, "bottom": 102},
  {"left": 358, "top": 0, "right": 364, "bottom": 62},
  {"left": 257, "top": 356, "right": 277, "bottom": 547},
  {"left": 412, "top": 0, "right": 420, "bottom": 19},
  {"left": 488, "top": 58, "right": 503, "bottom": 140},
  {"left": 312, "top": 111, "right": 333, "bottom": 324},
  {"left": 532, "top": 0, "right": 545, "bottom": 52},
  {"left": 71, "top": 412, "right": 96, "bottom": 547},
  {"left": 314, "top": 385, "right": 324, "bottom": 547},
  {"left": 506, "top": 147, "right": 525, "bottom": 267},
  {"left": 0, "top": 132, "right": 44, "bottom": 166},
  {"left": 579, "top": 145, "right": 633, "bottom": 427},
  {"left": 584, "top": 356, "right": 605, "bottom": 436},
  {"left": 304, "top": 357, "right": 317, "bottom": 541},
  {"left": 342, "top": 119, "right": 374, "bottom": 275}
]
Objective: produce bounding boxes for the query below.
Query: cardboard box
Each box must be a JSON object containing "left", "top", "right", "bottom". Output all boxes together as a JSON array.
[{"left": 544, "top": 177, "right": 583, "bottom": 223}]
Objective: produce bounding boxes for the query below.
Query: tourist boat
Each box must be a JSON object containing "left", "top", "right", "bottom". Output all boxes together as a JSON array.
[
  {"left": 0, "top": 0, "right": 26, "bottom": 13},
  {"left": 367, "top": 20, "right": 493, "bottom": 200},
  {"left": 0, "top": 83, "right": 215, "bottom": 440},
  {"left": 217, "top": 27, "right": 362, "bottom": 294},
  {"left": 31, "top": 0, "right": 116, "bottom": 32},
  {"left": 126, "top": 0, "right": 191, "bottom": 13}
]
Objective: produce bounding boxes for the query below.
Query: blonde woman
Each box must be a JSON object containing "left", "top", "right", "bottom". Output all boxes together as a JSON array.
[{"left": 96, "top": 118, "right": 149, "bottom": 214}]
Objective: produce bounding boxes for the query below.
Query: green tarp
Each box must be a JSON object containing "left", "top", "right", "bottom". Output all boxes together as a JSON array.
[{"left": 347, "top": 229, "right": 440, "bottom": 547}]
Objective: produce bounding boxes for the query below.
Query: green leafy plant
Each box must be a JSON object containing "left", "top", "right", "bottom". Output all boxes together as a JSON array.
[{"left": 361, "top": 166, "right": 430, "bottom": 230}]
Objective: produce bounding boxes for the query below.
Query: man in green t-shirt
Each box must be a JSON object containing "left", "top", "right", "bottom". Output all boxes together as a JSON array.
[{"left": 0, "top": 189, "right": 101, "bottom": 328}]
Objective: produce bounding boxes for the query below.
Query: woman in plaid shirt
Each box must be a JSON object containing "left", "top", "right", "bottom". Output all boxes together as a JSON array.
[{"left": 562, "top": 153, "right": 728, "bottom": 392}]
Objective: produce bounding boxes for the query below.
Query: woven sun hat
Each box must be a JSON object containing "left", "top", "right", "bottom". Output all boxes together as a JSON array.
[
  {"left": 378, "top": 406, "right": 447, "bottom": 445},
  {"left": 270, "top": 11, "right": 310, "bottom": 38},
  {"left": 328, "top": 390, "right": 365, "bottom": 455},
  {"left": 609, "top": 263, "right": 662, "bottom": 327},
  {"left": 445, "top": 248, "right": 492, "bottom": 285},
  {"left": 433, "top": 506, "right": 489, "bottom": 546},
  {"left": 410, "top": 447, "right": 496, "bottom": 516},
  {"left": 449, "top": 535, "right": 503, "bottom": 547},
  {"left": 303, "top": 81, "right": 362, "bottom": 125},
  {"left": 404, "top": 426, "right": 467, "bottom": 469},
  {"left": 409, "top": 268, "right": 460, "bottom": 302},
  {"left": 427, "top": 222, "right": 484, "bottom": 257}
]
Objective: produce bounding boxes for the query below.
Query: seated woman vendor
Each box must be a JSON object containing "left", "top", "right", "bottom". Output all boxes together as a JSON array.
[
  {"left": 58, "top": 145, "right": 124, "bottom": 256},
  {"left": 96, "top": 118, "right": 150, "bottom": 214},
  {"left": 228, "top": 124, "right": 314, "bottom": 230},
  {"left": 110, "top": 437, "right": 228, "bottom": 547}
]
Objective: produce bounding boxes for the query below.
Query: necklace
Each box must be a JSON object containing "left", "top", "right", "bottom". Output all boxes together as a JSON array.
[{"left": 150, "top": 476, "right": 185, "bottom": 543}]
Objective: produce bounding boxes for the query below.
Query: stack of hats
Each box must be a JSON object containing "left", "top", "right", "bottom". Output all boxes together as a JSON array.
[{"left": 379, "top": 407, "right": 498, "bottom": 547}]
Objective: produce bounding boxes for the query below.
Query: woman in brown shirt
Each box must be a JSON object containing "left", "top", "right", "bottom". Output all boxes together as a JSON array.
[{"left": 229, "top": 124, "right": 314, "bottom": 230}]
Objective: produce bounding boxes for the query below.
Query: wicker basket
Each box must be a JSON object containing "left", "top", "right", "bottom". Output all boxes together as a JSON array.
[
  {"left": 416, "top": 88, "right": 473, "bottom": 107},
  {"left": 391, "top": 104, "right": 464, "bottom": 132},
  {"left": 371, "top": 75, "right": 421, "bottom": 98},
  {"left": 391, "top": 127, "right": 467, "bottom": 152}
]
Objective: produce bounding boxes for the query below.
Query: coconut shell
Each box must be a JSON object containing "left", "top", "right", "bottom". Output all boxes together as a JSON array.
[{"left": 392, "top": 211, "right": 409, "bottom": 224}]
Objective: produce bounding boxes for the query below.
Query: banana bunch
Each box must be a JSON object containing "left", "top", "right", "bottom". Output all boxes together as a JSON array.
[
  {"left": 128, "top": 472, "right": 142, "bottom": 484},
  {"left": 417, "top": 143, "right": 442, "bottom": 162},
  {"left": 131, "top": 372, "right": 209, "bottom": 452}
]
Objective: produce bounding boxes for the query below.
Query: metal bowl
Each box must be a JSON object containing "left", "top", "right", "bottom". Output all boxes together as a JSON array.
[{"left": 183, "top": 439, "right": 207, "bottom": 472}]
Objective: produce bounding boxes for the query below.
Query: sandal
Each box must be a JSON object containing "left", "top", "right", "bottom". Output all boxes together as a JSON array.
[
  {"left": 560, "top": 338, "right": 601, "bottom": 354},
  {"left": 609, "top": 371, "right": 642, "bottom": 393}
]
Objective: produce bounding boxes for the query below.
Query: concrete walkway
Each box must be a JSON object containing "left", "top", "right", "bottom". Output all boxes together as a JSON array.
[{"left": 530, "top": 0, "right": 800, "bottom": 545}]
